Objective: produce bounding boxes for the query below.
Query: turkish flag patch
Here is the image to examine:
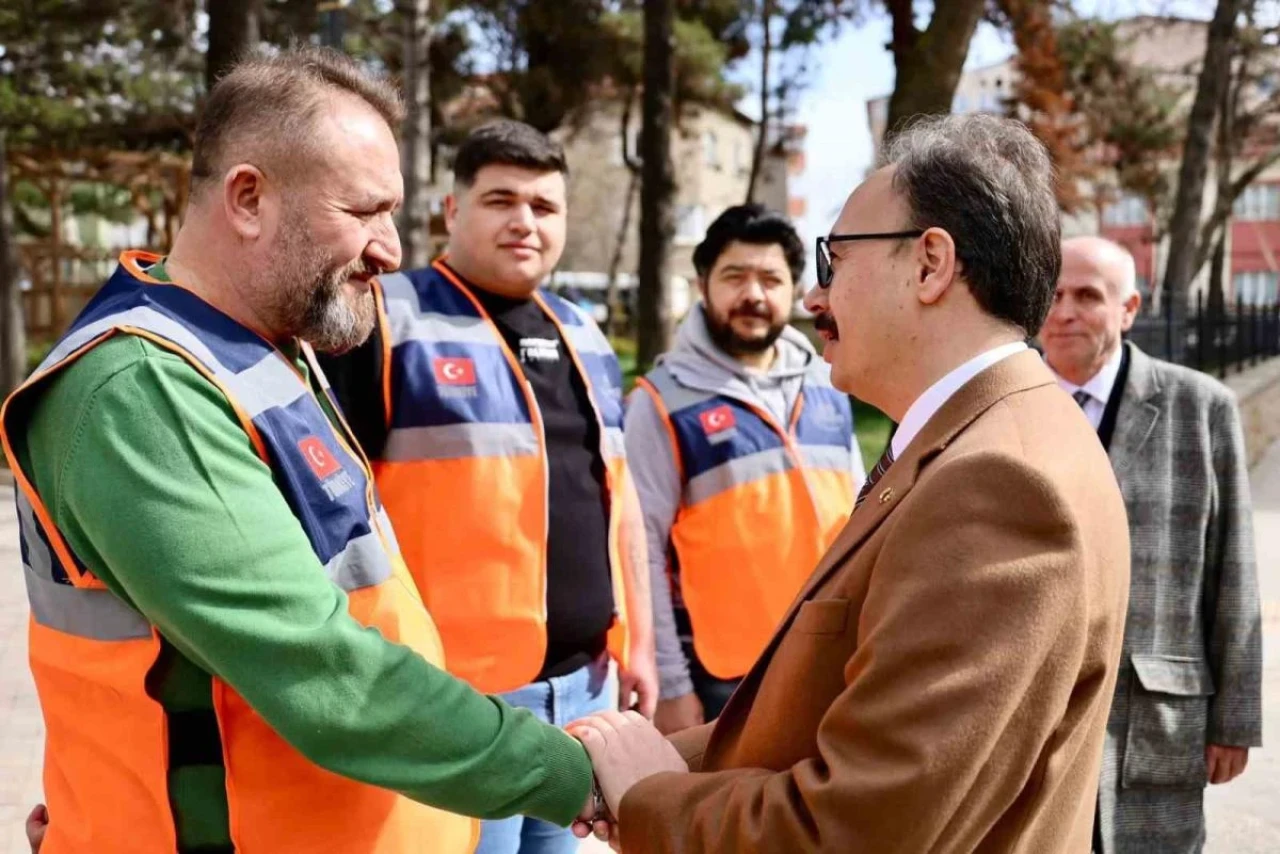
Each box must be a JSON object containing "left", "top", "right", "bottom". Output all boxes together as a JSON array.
[
  {"left": 699, "top": 405, "right": 736, "bottom": 435},
  {"left": 298, "top": 436, "right": 342, "bottom": 479},
  {"left": 433, "top": 356, "right": 477, "bottom": 386}
]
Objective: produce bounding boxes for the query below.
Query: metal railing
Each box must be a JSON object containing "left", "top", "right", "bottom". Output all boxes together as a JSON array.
[{"left": 1127, "top": 293, "right": 1280, "bottom": 378}]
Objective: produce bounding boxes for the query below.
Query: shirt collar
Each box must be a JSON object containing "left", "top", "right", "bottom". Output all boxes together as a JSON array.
[
  {"left": 891, "top": 341, "right": 1029, "bottom": 459},
  {"left": 1050, "top": 344, "right": 1124, "bottom": 407}
]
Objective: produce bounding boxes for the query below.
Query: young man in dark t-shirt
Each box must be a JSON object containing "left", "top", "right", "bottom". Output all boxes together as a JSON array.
[{"left": 319, "top": 120, "right": 656, "bottom": 854}]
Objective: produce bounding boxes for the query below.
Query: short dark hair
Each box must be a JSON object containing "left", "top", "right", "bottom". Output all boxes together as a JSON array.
[
  {"left": 452, "top": 119, "right": 568, "bottom": 186},
  {"left": 192, "top": 46, "right": 403, "bottom": 193},
  {"left": 882, "top": 114, "right": 1061, "bottom": 336},
  {"left": 693, "top": 204, "right": 805, "bottom": 283}
]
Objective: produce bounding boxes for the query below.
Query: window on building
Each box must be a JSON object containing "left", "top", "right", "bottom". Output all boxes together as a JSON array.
[
  {"left": 1102, "top": 194, "right": 1149, "bottom": 227},
  {"left": 675, "top": 204, "right": 706, "bottom": 244},
  {"left": 1232, "top": 183, "right": 1280, "bottom": 222},
  {"left": 703, "top": 131, "right": 719, "bottom": 168},
  {"left": 1233, "top": 270, "right": 1280, "bottom": 306}
]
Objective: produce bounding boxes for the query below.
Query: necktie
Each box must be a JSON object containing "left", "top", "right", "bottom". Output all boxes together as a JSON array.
[
  {"left": 855, "top": 443, "right": 896, "bottom": 509},
  {"left": 1073, "top": 389, "right": 1091, "bottom": 410}
]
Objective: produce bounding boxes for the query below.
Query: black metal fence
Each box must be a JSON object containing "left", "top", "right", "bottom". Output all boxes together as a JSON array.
[{"left": 1127, "top": 293, "right": 1280, "bottom": 379}]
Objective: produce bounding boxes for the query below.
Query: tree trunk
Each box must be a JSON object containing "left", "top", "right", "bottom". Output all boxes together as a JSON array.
[
  {"left": 1208, "top": 228, "right": 1227, "bottom": 314},
  {"left": 637, "top": 0, "right": 676, "bottom": 372},
  {"left": 0, "top": 130, "right": 26, "bottom": 396},
  {"left": 745, "top": 0, "right": 773, "bottom": 204},
  {"left": 399, "top": 0, "right": 433, "bottom": 269},
  {"left": 206, "top": 0, "right": 261, "bottom": 92},
  {"left": 606, "top": 170, "right": 640, "bottom": 337},
  {"left": 606, "top": 91, "right": 642, "bottom": 338},
  {"left": 1159, "top": 0, "right": 1243, "bottom": 362},
  {"left": 883, "top": 0, "right": 986, "bottom": 142}
]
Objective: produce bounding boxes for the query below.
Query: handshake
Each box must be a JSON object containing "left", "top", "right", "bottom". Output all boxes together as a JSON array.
[{"left": 566, "top": 710, "right": 690, "bottom": 850}]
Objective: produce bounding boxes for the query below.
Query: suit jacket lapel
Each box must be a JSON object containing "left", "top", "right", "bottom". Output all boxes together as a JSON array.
[
  {"left": 1108, "top": 343, "right": 1161, "bottom": 475},
  {"left": 792, "top": 351, "right": 1057, "bottom": 603}
]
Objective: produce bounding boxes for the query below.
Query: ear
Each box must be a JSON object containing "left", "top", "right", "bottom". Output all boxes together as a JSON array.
[
  {"left": 444, "top": 193, "right": 459, "bottom": 234},
  {"left": 915, "top": 227, "right": 958, "bottom": 306},
  {"left": 1120, "top": 290, "right": 1142, "bottom": 332},
  {"left": 223, "top": 164, "right": 269, "bottom": 241}
]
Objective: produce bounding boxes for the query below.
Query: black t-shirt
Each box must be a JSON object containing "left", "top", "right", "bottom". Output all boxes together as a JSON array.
[{"left": 318, "top": 279, "right": 616, "bottom": 681}]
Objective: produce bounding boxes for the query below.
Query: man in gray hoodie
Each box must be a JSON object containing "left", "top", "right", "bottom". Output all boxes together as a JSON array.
[{"left": 626, "top": 204, "right": 866, "bottom": 735}]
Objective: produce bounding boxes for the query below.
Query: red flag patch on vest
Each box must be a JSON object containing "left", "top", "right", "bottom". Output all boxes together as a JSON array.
[
  {"left": 434, "top": 357, "right": 477, "bottom": 386},
  {"left": 298, "top": 436, "right": 342, "bottom": 479},
  {"left": 699, "top": 405, "right": 736, "bottom": 435}
]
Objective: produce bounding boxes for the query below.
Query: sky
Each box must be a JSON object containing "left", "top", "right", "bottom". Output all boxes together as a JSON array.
[{"left": 777, "top": 0, "right": 1220, "bottom": 279}]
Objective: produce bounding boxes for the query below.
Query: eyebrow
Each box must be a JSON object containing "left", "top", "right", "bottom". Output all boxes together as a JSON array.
[
  {"left": 480, "top": 188, "right": 561, "bottom": 208},
  {"left": 719, "top": 263, "right": 784, "bottom": 275}
]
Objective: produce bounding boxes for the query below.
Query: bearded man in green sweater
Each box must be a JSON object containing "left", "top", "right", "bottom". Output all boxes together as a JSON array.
[{"left": 6, "top": 46, "right": 599, "bottom": 854}]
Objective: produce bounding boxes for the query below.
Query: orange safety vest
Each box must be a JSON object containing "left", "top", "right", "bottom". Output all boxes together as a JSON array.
[
  {"left": 371, "top": 260, "right": 634, "bottom": 693},
  {"left": 0, "top": 252, "right": 476, "bottom": 854},
  {"left": 636, "top": 363, "right": 856, "bottom": 679}
]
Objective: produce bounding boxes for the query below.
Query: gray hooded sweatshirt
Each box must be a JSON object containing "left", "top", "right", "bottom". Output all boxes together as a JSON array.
[{"left": 624, "top": 305, "right": 866, "bottom": 699}]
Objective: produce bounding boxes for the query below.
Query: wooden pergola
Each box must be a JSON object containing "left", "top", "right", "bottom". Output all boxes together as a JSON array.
[{"left": 11, "top": 148, "right": 191, "bottom": 339}]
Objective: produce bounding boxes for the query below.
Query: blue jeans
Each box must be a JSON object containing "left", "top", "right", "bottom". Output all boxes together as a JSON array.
[{"left": 475, "top": 654, "right": 616, "bottom": 854}]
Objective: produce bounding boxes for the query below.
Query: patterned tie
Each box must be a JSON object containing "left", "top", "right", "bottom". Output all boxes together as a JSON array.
[
  {"left": 1072, "top": 389, "right": 1091, "bottom": 410},
  {"left": 855, "top": 443, "right": 896, "bottom": 509}
]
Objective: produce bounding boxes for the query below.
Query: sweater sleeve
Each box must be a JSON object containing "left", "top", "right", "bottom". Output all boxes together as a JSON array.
[
  {"left": 25, "top": 338, "right": 592, "bottom": 825},
  {"left": 624, "top": 385, "right": 694, "bottom": 699}
]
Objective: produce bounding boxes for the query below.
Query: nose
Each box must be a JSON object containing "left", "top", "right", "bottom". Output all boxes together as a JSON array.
[
  {"left": 510, "top": 203, "right": 535, "bottom": 233},
  {"left": 366, "top": 218, "right": 402, "bottom": 274},
  {"left": 803, "top": 282, "right": 829, "bottom": 315},
  {"left": 742, "top": 276, "right": 766, "bottom": 303},
  {"left": 1049, "top": 295, "right": 1075, "bottom": 325}
]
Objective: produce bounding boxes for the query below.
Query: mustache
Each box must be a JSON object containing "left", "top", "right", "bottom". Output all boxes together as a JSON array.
[
  {"left": 813, "top": 312, "right": 838, "bottom": 334},
  {"left": 729, "top": 303, "right": 773, "bottom": 320}
]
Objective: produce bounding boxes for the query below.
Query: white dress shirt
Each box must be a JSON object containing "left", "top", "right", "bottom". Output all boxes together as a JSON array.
[
  {"left": 1049, "top": 344, "right": 1124, "bottom": 431},
  {"left": 891, "top": 342, "right": 1029, "bottom": 459}
]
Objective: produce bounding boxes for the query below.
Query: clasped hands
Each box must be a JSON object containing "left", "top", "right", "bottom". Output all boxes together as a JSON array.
[{"left": 568, "top": 710, "right": 688, "bottom": 849}]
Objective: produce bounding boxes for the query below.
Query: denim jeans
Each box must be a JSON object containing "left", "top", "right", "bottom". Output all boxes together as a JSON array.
[
  {"left": 681, "top": 639, "right": 741, "bottom": 721},
  {"left": 475, "top": 654, "right": 616, "bottom": 854}
]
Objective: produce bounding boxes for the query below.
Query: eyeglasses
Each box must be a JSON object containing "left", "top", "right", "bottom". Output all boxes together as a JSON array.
[{"left": 815, "top": 231, "right": 925, "bottom": 288}]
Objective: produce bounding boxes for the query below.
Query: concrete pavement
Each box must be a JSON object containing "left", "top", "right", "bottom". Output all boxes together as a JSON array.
[
  {"left": 1204, "top": 438, "right": 1280, "bottom": 854},
  {"left": 2, "top": 441, "right": 1278, "bottom": 853}
]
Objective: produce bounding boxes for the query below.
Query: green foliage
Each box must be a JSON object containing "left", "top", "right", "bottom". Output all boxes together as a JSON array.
[
  {"left": 1056, "top": 17, "right": 1181, "bottom": 209},
  {"left": 0, "top": 0, "right": 201, "bottom": 151},
  {"left": 852, "top": 399, "right": 892, "bottom": 472},
  {"left": 599, "top": 9, "right": 742, "bottom": 109}
]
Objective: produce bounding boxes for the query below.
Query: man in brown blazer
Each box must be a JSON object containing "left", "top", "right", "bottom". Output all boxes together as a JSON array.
[{"left": 569, "top": 113, "right": 1132, "bottom": 853}]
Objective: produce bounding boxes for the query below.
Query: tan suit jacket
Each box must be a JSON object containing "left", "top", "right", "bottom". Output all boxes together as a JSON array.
[{"left": 618, "top": 351, "right": 1131, "bottom": 853}]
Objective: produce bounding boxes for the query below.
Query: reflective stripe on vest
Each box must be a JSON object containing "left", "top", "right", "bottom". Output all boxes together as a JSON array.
[
  {"left": 0, "top": 250, "right": 476, "bottom": 854},
  {"left": 640, "top": 362, "right": 856, "bottom": 679},
  {"left": 374, "top": 260, "right": 632, "bottom": 692}
]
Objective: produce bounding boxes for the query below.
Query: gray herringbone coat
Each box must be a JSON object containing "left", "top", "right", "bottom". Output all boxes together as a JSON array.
[{"left": 1096, "top": 343, "right": 1263, "bottom": 854}]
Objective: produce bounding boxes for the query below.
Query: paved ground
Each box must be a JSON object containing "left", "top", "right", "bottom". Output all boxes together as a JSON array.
[{"left": 3, "top": 442, "right": 1279, "bottom": 854}]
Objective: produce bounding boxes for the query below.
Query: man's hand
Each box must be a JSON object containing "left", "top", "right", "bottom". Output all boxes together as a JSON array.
[
  {"left": 1206, "top": 744, "right": 1250, "bottom": 784},
  {"left": 569, "top": 710, "right": 688, "bottom": 817},
  {"left": 26, "top": 804, "right": 48, "bottom": 853},
  {"left": 653, "top": 692, "right": 704, "bottom": 735},
  {"left": 618, "top": 647, "right": 659, "bottom": 719}
]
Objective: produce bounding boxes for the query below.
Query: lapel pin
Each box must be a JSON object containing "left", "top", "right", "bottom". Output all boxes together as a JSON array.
[{"left": 878, "top": 487, "right": 894, "bottom": 505}]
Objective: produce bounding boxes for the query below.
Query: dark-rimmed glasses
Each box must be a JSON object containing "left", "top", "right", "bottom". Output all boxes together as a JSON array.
[{"left": 815, "top": 231, "right": 925, "bottom": 288}]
